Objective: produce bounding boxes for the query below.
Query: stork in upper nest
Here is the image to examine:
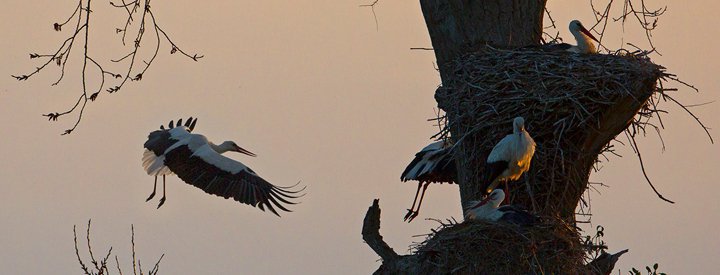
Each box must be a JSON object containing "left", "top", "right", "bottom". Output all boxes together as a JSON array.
[
  {"left": 543, "top": 20, "right": 600, "bottom": 54},
  {"left": 142, "top": 117, "right": 305, "bottom": 216}
]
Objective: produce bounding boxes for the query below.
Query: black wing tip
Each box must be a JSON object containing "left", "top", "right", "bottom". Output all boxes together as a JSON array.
[
  {"left": 274, "top": 180, "right": 307, "bottom": 193},
  {"left": 189, "top": 117, "right": 198, "bottom": 131},
  {"left": 158, "top": 116, "right": 198, "bottom": 131}
]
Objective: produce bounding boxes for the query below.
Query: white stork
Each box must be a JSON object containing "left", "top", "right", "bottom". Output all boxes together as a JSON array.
[
  {"left": 142, "top": 117, "right": 304, "bottom": 216},
  {"left": 400, "top": 140, "right": 456, "bottom": 222},
  {"left": 482, "top": 117, "right": 536, "bottom": 199},
  {"left": 464, "top": 189, "right": 539, "bottom": 226},
  {"left": 543, "top": 20, "right": 600, "bottom": 54}
]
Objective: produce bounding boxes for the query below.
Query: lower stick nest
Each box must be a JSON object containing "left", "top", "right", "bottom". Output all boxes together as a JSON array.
[
  {"left": 411, "top": 218, "right": 587, "bottom": 274},
  {"left": 434, "top": 47, "right": 666, "bottom": 218}
]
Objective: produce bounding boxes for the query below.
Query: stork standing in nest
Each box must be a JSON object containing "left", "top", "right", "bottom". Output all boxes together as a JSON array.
[
  {"left": 142, "top": 117, "right": 304, "bottom": 216},
  {"left": 543, "top": 20, "right": 600, "bottom": 54},
  {"left": 400, "top": 140, "right": 456, "bottom": 222},
  {"left": 465, "top": 189, "right": 539, "bottom": 226},
  {"left": 482, "top": 117, "right": 536, "bottom": 202}
]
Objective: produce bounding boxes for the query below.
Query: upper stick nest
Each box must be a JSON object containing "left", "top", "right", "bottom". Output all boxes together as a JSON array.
[{"left": 435, "top": 47, "right": 667, "bottom": 217}]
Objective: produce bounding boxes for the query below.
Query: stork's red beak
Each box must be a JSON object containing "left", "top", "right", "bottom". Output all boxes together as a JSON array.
[
  {"left": 580, "top": 25, "right": 599, "bottom": 43},
  {"left": 235, "top": 145, "right": 257, "bottom": 157},
  {"left": 468, "top": 194, "right": 494, "bottom": 209}
]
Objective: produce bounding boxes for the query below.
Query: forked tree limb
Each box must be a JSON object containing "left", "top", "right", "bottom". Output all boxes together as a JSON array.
[{"left": 361, "top": 199, "right": 399, "bottom": 262}]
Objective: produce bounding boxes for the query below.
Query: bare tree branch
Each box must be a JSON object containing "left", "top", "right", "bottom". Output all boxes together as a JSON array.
[{"left": 13, "top": 0, "right": 202, "bottom": 134}]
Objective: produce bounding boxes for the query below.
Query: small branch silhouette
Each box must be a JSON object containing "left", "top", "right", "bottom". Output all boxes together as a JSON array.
[
  {"left": 588, "top": 0, "right": 666, "bottom": 54},
  {"left": 359, "top": 0, "right": 380, "bottom": 31},
  {"left": 74, "top": 220, "right": 164, "bottom": 275},
  {"left": 13, "top": 0, "right": 202, "bottom": 135}
]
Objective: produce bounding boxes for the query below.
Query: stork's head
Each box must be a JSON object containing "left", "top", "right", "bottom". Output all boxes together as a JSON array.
[
  {"left": 222, "top": 141, "right": 257, "bottom": 157},
  {"left": 474, "top": 189, "right": 505, "bottom": 209},
  {"left": 513, "top": 116, "right": 526, "bottom": 133},
  {"left": 569, "top": 20, "right": 599, "bottom": 43}
]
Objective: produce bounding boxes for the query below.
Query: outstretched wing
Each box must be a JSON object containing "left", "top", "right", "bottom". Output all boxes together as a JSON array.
[
  {"left": 163, "top": 138, "right": 304, "bottom": 216},
  {"left": 142, "top": 117, "right": 197, "bottom": 176}
]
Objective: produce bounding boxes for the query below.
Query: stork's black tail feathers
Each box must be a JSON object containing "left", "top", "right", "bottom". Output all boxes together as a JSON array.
[{"left": 160, "top": 117, "right": 198, "bottom": 132}]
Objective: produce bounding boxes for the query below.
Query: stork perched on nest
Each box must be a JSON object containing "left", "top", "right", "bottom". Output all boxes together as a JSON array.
[
  {"left": 142, "top": 117, "right": 304, "bottom": 216},
  {"left": 481, "top": 117, "right": 536, "bottom": 200},
  {"left": 400, "top": 140, "right": 456, "bottom": 222},
  {"left": 464, "top": 189, "right": 539, "bottom": 226},
  {"left": 543, "top": 20, "right": 600, "bottom": 54}
]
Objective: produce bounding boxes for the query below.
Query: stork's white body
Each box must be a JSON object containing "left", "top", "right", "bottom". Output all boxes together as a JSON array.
[
  {"left": 464, "top": 189, "right": 505, "bottom": 221},
  {"left": 483, "top": 117, "right": 536, "bottom": 193},
  {"left": 465, "top": 189, "right": 538, "bottom": 225}
]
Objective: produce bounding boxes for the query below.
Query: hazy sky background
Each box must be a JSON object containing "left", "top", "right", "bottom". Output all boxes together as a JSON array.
[{"left": 1, "top": 0, "right": 718, "bottom": 274}]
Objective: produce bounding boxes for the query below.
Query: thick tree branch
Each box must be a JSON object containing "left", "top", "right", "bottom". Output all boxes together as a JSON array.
[{"left": 361, "top": 199, "right": 398, "bottom": 262}]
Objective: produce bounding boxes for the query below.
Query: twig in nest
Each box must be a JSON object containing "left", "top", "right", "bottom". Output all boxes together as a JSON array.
[
  {"left": 628, "top": 131, "right": 675, "bottom": 203},
  {"left": 662, "top": 93, "right": 713, "bottom": 144}
]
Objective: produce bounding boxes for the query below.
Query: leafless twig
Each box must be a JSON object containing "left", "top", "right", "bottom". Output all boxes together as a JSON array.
[
  {"left": 73, "top": 220, "right": 164, "bottom": 275},
  {"left": 360, "top": 0, "right": 380, "bottom": 31},
  {"left": 13, "top": 0, "right": 201, "bottom": 135}
]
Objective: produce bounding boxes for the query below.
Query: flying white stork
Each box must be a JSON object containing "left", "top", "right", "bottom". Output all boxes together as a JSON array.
[
  {"left": 464, "top": 189, "right": 539, "bottom": 226},
  {"left": 481, "top": 117, "right": 536, "bottom": 200},
  {"left": 142, "top": 117, "right": 304, "bottom": 216},
  {"left": 400, "top": 140, "right": 456, "bottom": 222},
  {"left": 543, "top": 20, "right": 600, "bottom": 54}
]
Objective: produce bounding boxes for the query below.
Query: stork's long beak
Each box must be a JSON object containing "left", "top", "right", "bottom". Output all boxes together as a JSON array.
[
  {"left": 468, "top": 195, "right": 493, "bottom": 210},
  {"left": 234, "top": 145, "right": 257, "bottom": 157},
  {"left": 580, "top": 26, "right": 600, "bottom": 43}
]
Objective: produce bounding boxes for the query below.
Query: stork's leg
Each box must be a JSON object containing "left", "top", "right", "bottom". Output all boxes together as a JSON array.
[
  {"left": 146, "top": 176, "right": 157, "bottom": 201},
  {"left": 404, "top": 182, "right": 423, "bottom": 221},
  {"left": 406, "top": 182, "right": 430, "bottom": 222},
  {"left": 503, "top": 181, "right": 510, "bottom": 205},
  {"left": 157, "top": 175, "right": 166, "bottom": 208}
]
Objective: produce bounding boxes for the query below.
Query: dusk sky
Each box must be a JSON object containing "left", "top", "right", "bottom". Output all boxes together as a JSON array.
[{"left": 1, "top": 0, "right": 718, "bottom": 274}]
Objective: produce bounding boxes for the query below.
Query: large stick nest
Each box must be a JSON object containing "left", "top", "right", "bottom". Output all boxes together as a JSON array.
[
  {"left": 435, "top": 47, "right": 667, "bottom": 218},
  {"left": 410, "top": 218, "right": 587, "bottom": 274}
]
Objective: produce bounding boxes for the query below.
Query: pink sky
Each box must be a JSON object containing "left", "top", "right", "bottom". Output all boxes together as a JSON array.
[{"left": 0, "top": 0, "right": 717, "bottom": 274}]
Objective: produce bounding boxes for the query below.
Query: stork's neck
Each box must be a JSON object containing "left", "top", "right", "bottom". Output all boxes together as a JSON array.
[
  {"left": 210, "top": 141, "right": 234, "bottom": 154},
  {"left": 572, "top": 30, "right": 596, "bottom": 53}
]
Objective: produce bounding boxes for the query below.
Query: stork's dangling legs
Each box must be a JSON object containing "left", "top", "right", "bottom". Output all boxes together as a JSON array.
[
  {"left": 404, "top": 182, "right": 423, "bottom": 221},
  {"left": 157, "top": 175, "right": 166, "bottom": 208},
  {"left": 405, "top": 182, "right": 430, "bottom": 222},
  {"left": 146, "top": 176, "right": 158, "bottom": 201}
]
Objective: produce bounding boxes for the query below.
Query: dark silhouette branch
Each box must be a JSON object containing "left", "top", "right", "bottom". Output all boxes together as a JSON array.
[
  {"left": 361, "top": 199, "right": 399, "bottom": 262},
  {"left": 74, "top": 220, "right": 164, "bottom": 275},
  {"left": 12, "top": 0, "right": 202, "bottom": 134},
  {"left": 359, "top": 0, "right": 380, "bottom": 31}
]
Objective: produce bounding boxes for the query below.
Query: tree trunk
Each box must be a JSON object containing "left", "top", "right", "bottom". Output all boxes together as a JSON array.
[
  {"left": 419, "top": 0, "right": 547, "bottom": 210},
  {"left": 419, "top": 0, "right": 546, "bottom": 81}
]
